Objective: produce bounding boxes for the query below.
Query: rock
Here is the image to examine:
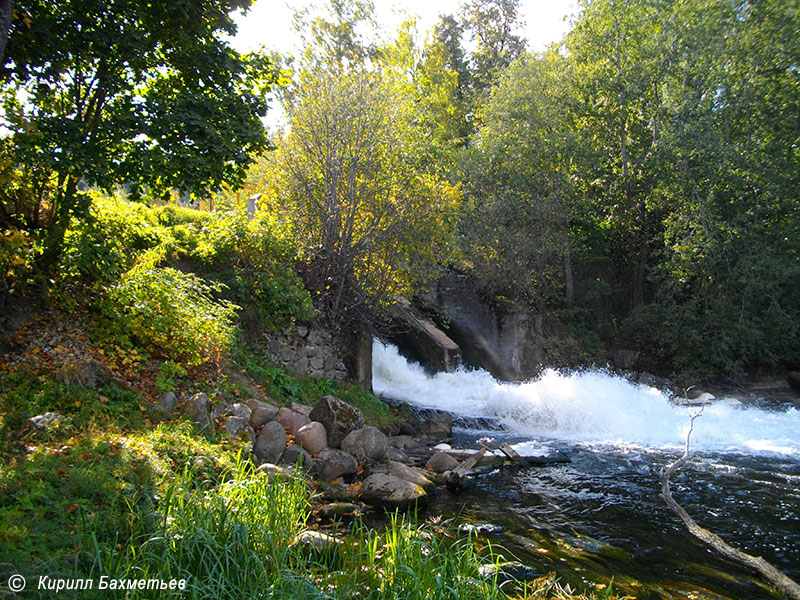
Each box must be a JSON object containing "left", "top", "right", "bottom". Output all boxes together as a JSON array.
[
  {"left": 309, "top": 396, "right": 365, "bottom": 448},
  {"left": 478, "top": 562, "right": 541, "bottom": 585},
  {"left": 458, "top": 523, "right": 504, "bottom": 535},
  {"left": 384, "top": 460, "right": 435, "bottom": 493},
  {"left": 426, "top": 451, "right": 460, "bottom": 473},
  {"left": 673, "top": 392, "right": 716, "bottom": 406},
  {"left": 246, "top": 399, "right": 279, "bottom": 429},
  {"left": 282, "top": 444, "right": 315, "bottom": 472},
  {"left": 341, "top": 426, "right": 388, "bottom": 462},
  {"left": 788, "top": 371, "right": 800, "bottom": 392},
  {"left": 181, "top": 393, "right": 211, "bottom": 427},
  {"left": 253, "top": 421, "right": 286, "bottom": 463},
  {"left": 224, "top": 402, "right": 252, "bottom": 420},
  {"left": 291, "top": 401, "right": 313, "bottom": 416},
  {"left": 156, "top": 391, "right": 177, "bottom": 413},
  {"left": 387, "top": 447, "right": 410, "bottom": 463},
  {"left": 637, "top": 372, "right": 676, "bottom": 394},
  {"left": 433, "top": 443, "right": 452, "bottom": 451},
  {"left": 224, "top": 416, "right": 255, "bottom": 444},
  {"left": 316, "top": 448, "right": 358, "bottom": 481},
  {"left": 421, "top": 410, "right": 453, "bottom": 439},
  {"left": 322, "top": 481, "right": 360, "bottom": 502},
  {"left": 320, "top": 502, "right": 363, "bottom": 521},
  {"left": 686, "top": 387, "right": 714, "bottom": 400},
  {"left": 294, "top": 530, "right": 341, "bottom": 555},
  {"left": 256, "top": 463, "right": 289, "bottom": 481},
  {"left": 149, "top": 392, "right": 176, "bottom": 421},
  {"left": 361, "top": 473, "right": 427, "bottom": 510},
  {"left": 26, "top": 412, "right": 62, "bottom": 430},
  {"left": 388, "top": 435, "right": 427, "bottom": 453},
  {"left": 274, "top": 407, "right": 311, "bottom": 435},
  {"left": 296, "top": 421, "right": 327, "bottom": 454},
  {"left": 54, "top": 359, "right": 113, "bottom": 389}
]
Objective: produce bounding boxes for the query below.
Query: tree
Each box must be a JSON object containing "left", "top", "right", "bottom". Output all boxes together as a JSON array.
[
  {"left": 460, "top": 0, "right": 526, "bottom": 96},
  {"left": 291, "top": 0, "right": 378, "bottom": 70},
  {"left": 458, "top": 50, "right": 576, "bottom": 310},
  {"left": 0, "top": 0, "right": 278, "bottom": 265},
  {"left": 264, "top": 69, "right": 460, "bottom": 329}
]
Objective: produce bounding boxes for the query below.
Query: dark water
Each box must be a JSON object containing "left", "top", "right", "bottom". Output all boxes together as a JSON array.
[
  {"left": 429, "top": 432, "right": 800, "bottom": 599},
  {"left": 372, "top": 341, "right": 800, "bottom": 598}
]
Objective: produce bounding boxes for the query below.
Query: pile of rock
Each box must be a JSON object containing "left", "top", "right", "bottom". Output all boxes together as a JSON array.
[{"left": 167, "top": 391, "right": 453, "bottom": 511}]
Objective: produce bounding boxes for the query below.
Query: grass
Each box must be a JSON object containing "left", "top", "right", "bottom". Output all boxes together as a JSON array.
[{"left": 0, "top": 364, "right": 615, "bottom": 600}]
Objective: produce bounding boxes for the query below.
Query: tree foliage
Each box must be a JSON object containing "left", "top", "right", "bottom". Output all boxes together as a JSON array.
[
  {"left": 260, "top": 68, "right": 460, "bottom": 328},
  {"left": 459, "top": 0, "right": 800, "bottom": 376},
  {"left": 0, "top": 0, "right": 278, "bottom": 264}
]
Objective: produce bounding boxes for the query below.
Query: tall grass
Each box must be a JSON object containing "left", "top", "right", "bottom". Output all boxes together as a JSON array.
[{"left": 83, "top": 458, "right": 312, "bottom": 599}]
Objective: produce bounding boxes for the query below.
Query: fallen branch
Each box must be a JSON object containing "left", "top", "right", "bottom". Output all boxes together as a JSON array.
[{"left": 660, "top": 407, "right": 800, "bottom": 600}]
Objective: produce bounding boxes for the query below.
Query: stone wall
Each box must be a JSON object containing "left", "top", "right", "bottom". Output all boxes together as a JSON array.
[{"left": 264, "top": 324, "right": 348, "bottom": 381}]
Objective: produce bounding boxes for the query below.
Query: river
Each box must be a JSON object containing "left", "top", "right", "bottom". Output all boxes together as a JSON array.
[{"left": 372, "top": 341, "right": 800, "bottom": 599}]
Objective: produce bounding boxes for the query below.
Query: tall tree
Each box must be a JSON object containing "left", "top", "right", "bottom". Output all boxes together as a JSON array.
[
  {"left": 0, "top": 0, "right": 278, "bottom": 265},
  {"left": 459, "top": 50, "right": 576, "bottom": 310},
  {"left": 265, "top": 69, "right": 460, "bottom": 328},
  {"left": 460, "top": 0, "right": 526, "bottom": 95}
]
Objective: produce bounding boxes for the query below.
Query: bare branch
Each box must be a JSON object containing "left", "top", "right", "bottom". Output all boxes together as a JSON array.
[{"left": 660, "top": 409, "right": 800, "bottom": 600}]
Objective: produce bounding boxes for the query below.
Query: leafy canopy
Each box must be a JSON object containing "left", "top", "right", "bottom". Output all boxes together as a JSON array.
[{"left": 0, "top": 0, "right": 279, "bottom": 261}]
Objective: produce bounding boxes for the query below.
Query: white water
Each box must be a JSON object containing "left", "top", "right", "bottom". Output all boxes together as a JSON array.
[{"left": 373, "top": 341, "right": 800, "bottom": 456}]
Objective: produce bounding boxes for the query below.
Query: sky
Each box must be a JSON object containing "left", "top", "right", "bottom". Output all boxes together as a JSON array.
[
  {"left": 230, "top": 0, "right": 580, "bottom": 130},
  {"left": 231, "top": 0, "right": 580, "bottom": 56}
]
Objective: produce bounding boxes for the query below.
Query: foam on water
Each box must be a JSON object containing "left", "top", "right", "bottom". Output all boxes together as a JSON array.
[{"left": 373, "top": 341, "right": 800, "bottom": 456}]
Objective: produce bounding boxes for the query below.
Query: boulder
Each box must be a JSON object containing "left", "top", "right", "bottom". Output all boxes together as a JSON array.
[
  {"left": 296, "top": 421, "right": 328, "bottom": 454},
  {"left": 613, "top": 349, "right": 640, "bottom": 370},
  {"left": 246, "top": 399, "right": 279, "bottom": 429},
  {"left": 388, "top": 435, "right": 427, "bottom": 454},
  {"left": 309, "top": 396, "right": 365, "bottom": 448},
  {"left": 426, "top": 451, "right": 460, "bottom": 473},
  {"left": 224, "top": 416, "right": 255, "bottom": 444},
  {"left": 294, "top": 530, "right": 341, "bottom": 555},
  {"left": 421, "top": 410, "right": 453, "bottom": 440},
  {"left": 54, "top": 359, "right": 113, "bottom": 389},
  {"left": 291, "top": 401, "right": 313, "bottom": 416},
  {"left": 253, "top": 421, "right": 286, "bottom": 463},
  {"left": 316, "top": 448, "right": 358, "bottom": 481},
  {"left": 156, "top": 391, "right": 177, "bottom": 413},
  {"left": 360, "top": 473, "right": 427, "bottom": 510},
  {"left": 274, "top": 406, "right": 311, "bottom": 435},
  {"left": 148, "top": 392, "right": 176, "bottom": 421},
  {"left": 224, "top": 402, "right": 252, "bottom": 420},
  {"left": 181, "top": 393, "right": 211, "bottom": 427},
  {"left": 320, "top": 502, "right": 362, "bottom": 521},
  {"left": 256, "top": 462, "right": 289, "bottom": 481},
  {"left": 340, "top": 426, "right": 388, "bottom": 462},
  {"left": 384, "top": 460, "right": 435, "bottom": 493},
  {"left": 282, "top": 444, "right": 315, "bottom": 472},
  {"left": 387, "top": 447, "right": 410, "bottom": 463}
]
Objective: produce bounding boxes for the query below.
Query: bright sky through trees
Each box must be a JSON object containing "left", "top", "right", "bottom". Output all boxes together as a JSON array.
[{"left": 231, "top": 0, "right": 579, "bottom": 55}]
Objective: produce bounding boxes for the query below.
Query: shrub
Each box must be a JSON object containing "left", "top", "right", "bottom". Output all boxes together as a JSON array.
[{"left": 104, "top": 265, "right": 239, "bottom": 366}]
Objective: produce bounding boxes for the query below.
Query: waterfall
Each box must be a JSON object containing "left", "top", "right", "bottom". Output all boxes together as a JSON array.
[{"left": 373, "top": 340, "right": 800, "bottom": 456}]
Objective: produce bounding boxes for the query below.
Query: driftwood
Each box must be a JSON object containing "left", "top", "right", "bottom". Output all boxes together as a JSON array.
[
  {"left": 453, "top": 446, "right": 488, "bottom": 477},
  {"left": 660, "top": 408, "right": 800, "bottom": 600}
]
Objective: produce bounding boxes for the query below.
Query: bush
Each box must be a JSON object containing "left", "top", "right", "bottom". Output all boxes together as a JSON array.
[{"left": 103, "top": 265, "right": 239, "bottom": 366}]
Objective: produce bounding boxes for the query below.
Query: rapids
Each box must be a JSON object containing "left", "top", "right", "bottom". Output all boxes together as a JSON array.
[{"left": 372, "top": 340, "right": 800, "bottom": 598}]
